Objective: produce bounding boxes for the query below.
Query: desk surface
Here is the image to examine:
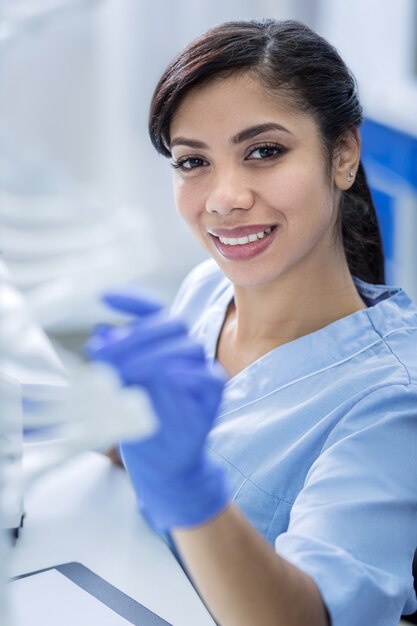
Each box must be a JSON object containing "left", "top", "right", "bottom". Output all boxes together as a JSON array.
[{"left": 10, "top": 451, "right": 216, "bottom": 626}]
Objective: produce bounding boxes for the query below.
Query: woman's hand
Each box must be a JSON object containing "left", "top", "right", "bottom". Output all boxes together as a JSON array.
[{"left": 86, "top": 288, "right": 229, "bottom": 531}]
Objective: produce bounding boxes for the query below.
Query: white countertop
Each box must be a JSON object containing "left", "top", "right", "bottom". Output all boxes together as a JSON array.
[{"left": 9, "top": 450, "right": 216, "bottom": 626}]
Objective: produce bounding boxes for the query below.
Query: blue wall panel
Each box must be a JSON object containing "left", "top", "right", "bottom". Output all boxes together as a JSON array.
[
  {"left": 369, "top": 188, "right": 395, "bottom": 283},
  {"left": 362, "top": 119, "right": 417, "bottom": 190},
  {"left": 361, "top": 118, "right": 417, "bottom": 284}
]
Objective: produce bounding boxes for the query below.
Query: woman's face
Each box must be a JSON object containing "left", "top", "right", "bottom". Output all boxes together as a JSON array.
[{"left": 169, "top": 72, "right": 345, "bottom": 289}]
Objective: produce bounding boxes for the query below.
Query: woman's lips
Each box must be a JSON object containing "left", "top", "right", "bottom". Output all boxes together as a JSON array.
[{"left": 208, "top": 225, "right": 278, "bottom": 261}]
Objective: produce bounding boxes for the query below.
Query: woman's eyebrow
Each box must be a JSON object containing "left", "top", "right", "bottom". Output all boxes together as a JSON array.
[
  {"left": 170, "top": 137, "right": 208, "bottom": 149},
  {"left": 232, "top": 122, "right": 291, "bottom": 143},
  {"left": 170, "top": 122, "right": 291, "bottom": 150}
]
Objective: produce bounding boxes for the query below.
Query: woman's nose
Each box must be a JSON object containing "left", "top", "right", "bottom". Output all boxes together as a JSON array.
[{"left": 205, "top": 171, "right": 255, "bottom": 215}]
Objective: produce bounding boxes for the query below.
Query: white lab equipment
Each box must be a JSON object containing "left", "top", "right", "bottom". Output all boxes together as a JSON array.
[
  {"left": 0, "top": 258, "right": 69, "bottom": 530},
  {"left": 0, "top": 541, "right": 13, "bottom": 626},
  {"left": 0, "top": 532, "right": 13, "bottom": 626},
  {"left": 0, "top": 256, "right": 158, "bottom": 501},
  {"left": 0, "top": 260, "right": 158, "bottom": 626},
  {"left": 0, "top": 375, "right": 20, "bottom": 626},
  {"left": 0, "top": 260, "right": 69, "bottom": 397},
  {"left": 0, "top": 375, "right": 23, "bottom": 534}
]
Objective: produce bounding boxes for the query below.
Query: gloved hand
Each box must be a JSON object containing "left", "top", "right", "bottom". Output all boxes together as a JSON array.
[{"left": 86, "top": 287, "right": 230, "bottom": 531}]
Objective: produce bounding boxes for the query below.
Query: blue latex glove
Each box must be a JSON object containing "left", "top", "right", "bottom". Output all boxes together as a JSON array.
[{"left": 86, "top": 288, "right": 230, "bottom": 531}]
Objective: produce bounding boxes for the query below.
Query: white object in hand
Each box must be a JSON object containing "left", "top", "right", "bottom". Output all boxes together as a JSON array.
[{"left": 23, "top": 362, "right": 158, "bottom": 487}]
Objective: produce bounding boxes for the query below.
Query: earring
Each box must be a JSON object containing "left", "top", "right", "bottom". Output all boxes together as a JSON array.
[{"left": 347, "top": 170, "right": 355, "bottom": 182}]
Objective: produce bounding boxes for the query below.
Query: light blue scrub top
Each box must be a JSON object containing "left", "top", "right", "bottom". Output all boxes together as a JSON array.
[{"left": 171, "top": 259, "right": 417, "bottom": 626}]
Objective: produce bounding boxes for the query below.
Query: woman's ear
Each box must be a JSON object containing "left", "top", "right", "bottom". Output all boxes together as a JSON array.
[{"left": 333, "top": 128, "right": 361, "bottom": 191}]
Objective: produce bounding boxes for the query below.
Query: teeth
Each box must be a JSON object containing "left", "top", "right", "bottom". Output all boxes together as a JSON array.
[{"left": 218, "top": 227, "right": 272, "bottom": 246}]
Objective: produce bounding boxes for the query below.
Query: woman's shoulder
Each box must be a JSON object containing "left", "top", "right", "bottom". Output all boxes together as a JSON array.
[
  {"left": 355, "top": 277, "right": 417, "bottom": 384},
  {"left": 170, "top": 259, "right": 230, "bottom": 326}
]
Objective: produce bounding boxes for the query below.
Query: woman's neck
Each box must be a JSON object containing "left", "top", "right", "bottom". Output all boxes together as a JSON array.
[{"left": 216, "top": 258, "right": 366, "bottom": 378}]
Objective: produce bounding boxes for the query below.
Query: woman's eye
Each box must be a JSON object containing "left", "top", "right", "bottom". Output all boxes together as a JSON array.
[
  {"left": 247, "top": 144, "right": 284, "bottom": 160},
  {"left": 171, "top": 157, "right": 207, "bottom": 171}
]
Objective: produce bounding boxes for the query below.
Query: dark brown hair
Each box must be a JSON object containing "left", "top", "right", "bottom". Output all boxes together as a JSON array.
[{"left": 149, "top": 19, "right": 385, "bottom": 284}]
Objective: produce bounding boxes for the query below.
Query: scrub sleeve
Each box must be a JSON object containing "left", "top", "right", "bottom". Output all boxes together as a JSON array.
[{"left": 275, "top": 383, "right": 417, "bottom": 626}]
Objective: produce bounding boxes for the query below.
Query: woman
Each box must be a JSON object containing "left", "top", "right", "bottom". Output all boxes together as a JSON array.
[{"left": 88, "top": 20, "right": 417, "bottom": 626}]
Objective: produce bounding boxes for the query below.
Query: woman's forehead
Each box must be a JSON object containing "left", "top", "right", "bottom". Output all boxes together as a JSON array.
[
  {"left": 169, "top": 73, "right": 313, "bottom": 144},
  {"left": 173, "top": 71, "right": 288, "bottom": 115}
]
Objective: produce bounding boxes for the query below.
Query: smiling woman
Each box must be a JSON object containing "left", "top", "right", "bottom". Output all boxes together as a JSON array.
[{"left": 89, "top": 19, "right": 417, "bottom": 626}]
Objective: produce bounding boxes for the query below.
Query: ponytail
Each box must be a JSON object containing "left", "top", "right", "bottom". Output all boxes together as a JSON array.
[{"left": 340, "top": 161, "right": 385, "bottom": 285}]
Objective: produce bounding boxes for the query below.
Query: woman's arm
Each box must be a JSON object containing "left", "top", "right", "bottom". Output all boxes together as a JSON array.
[{"left": 173, "top": 504, "right": 329, "bottom": 626}]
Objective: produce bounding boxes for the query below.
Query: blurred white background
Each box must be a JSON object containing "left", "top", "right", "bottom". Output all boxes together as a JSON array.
[{"left": 0, "top": 0, "right": 416, "bottom": 337}]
